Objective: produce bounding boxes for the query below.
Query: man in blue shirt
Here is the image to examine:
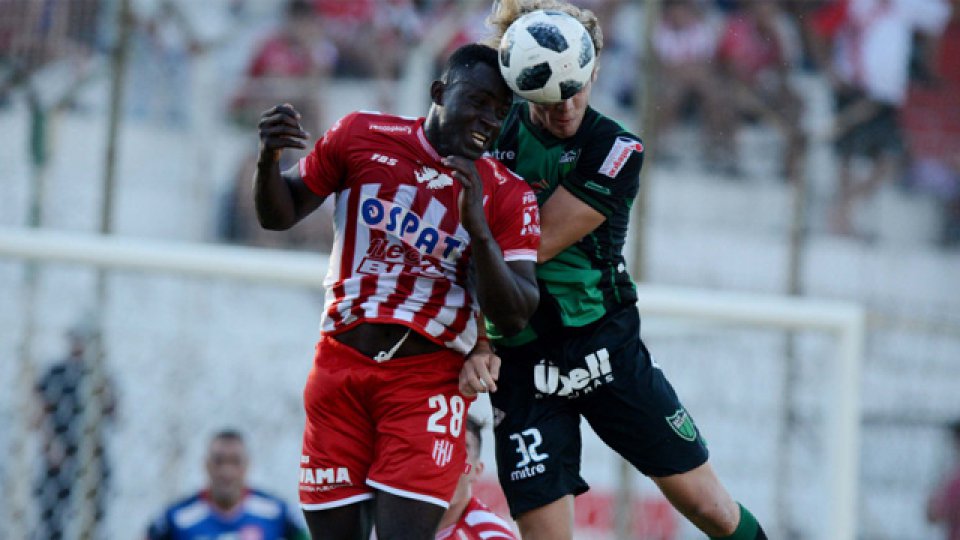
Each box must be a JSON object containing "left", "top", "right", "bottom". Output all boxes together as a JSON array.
[{"left": 145, "top": 429, "right": 307, "bottom": 540}]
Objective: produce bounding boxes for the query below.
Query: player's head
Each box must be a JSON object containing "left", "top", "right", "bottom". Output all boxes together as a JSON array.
[
  {"left": 447, "top": 416, "right": 486, "bottom": 508},
  {"left": 425, "top": 43, "right": 512, "bottom": 160},
  {"left": 488, "top": 0, "right": 604, "bottom": 57},
  {"left": 205, "top": 429, "right": 249, "bottom": 509},
  {"left": 488, "top": 0, "right": 602, "bottom": 139}
]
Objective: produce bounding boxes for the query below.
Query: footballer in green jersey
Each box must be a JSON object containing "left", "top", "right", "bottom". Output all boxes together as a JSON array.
[{"left": 458, "top": 2, "right": 768, "bottom": 540}]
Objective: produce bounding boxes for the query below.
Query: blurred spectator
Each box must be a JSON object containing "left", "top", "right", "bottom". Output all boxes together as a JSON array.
[
  {"left": 314, "top": 0, "right": 424, "bottom": 111},
  {"left": 145, "top": 429, "right": 308, "bottom": 540},
  {"left": 808, "top": 0, "right": 951, "bottom": 237},
  {"left": 0, "top": 0, "right": 103, "bottom": 109},
  {"left": 127, "top": 0, "right": 207, "bottom": 126},
  {"left": 717, "top": 1, "right": 806, "bottom": 181},
  {"left": 221, "top": 0, "right": 335, "bottom": 251},
  {"left": 229, "top": 0, "right": 332, "bottom": 133},
  {"left": 33, "top": 322, "right": 117, "bottom": 540},
  {"left": 928, "top": 419, "right": 960, "bottom": 540},
  {"left": 217, "top": 149, "right": 335, "bottom": 251},
  {"left": 902, "top": 0, "right": 960, "bottom": 246},
  {"left": 651, "top": 0, "right": 735, "bottom": 174}
]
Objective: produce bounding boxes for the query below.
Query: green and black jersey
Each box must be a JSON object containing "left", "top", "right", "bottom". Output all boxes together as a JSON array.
[{"left": 488, "top": 102, "right": 643, "bottom": 346}]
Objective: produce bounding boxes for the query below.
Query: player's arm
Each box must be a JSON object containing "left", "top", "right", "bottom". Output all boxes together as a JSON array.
[
  {"left": 461, "top": 313, "right": 501, "bottom": 396},
  {"left": 443, "top": 155, "right": 539, "bottom": 336},
  {"left": 254, "top": 103, "right": 325, "bottom": 230},
  {"left": 539, "top": 134, "right": 643, "bottom": 262},
  {"left": 537, "top": 187, "right": 605, "bottom": 263}
]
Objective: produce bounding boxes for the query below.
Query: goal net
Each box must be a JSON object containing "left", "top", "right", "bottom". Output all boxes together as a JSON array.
[{"left": 0, "top": 227, "right": 864, "bottom": 540}]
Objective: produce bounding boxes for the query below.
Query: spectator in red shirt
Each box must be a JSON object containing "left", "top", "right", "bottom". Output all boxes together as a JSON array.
[
  {"left": 717, "top": 1, "right": 806, "bottom": 181},
  {"left": 230, "top": 0, "right": 332, "bottom": 131},
  {"left": 651, "top": 0, "right": 734, "bottom": 174}
]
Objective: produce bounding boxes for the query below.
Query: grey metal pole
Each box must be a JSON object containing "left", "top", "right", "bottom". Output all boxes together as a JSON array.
[{"left": 75, "top": 0, "right": 132, "bottom": 538}]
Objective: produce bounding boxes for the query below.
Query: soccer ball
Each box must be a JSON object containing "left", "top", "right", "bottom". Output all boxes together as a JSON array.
[{"left": 498, "top": 10, "right": 596, "bottom": 104}]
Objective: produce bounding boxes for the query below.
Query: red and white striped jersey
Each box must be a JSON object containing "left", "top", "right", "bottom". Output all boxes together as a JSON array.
[
  {"left": 299, "top": 112, "right": 540, "bottom": 354},
  {"left": 436, "top": 497, "right": 518, "bottom": 540}
]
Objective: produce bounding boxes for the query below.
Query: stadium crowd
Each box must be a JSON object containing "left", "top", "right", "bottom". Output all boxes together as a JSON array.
[{"left": 2, "top": 0, "right": 957, "bottom": 245}]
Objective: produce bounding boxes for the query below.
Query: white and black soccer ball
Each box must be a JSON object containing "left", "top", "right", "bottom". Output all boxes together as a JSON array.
[{"left": 498, "top": 9, "right": 596, "bottom": 104}]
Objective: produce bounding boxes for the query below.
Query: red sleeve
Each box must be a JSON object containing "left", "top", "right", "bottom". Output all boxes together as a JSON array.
[
  {"left": 298, "top": 113, "right": 355, "bottom": 197},
  {"left": 483, "top": 160, "right": 540, "bottom": 262}
]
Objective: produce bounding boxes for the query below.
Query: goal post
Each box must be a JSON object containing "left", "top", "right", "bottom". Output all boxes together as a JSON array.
[
  {"left": 0, "top": 226, "right": 864, "bottom": 540},
  {"left": 633, "top": 285, "right": 864, "bottom": 540}
]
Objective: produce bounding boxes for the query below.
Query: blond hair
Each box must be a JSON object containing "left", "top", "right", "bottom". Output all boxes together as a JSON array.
[{"left": 487, "top": 0, "right": 603, "bottom": 56}]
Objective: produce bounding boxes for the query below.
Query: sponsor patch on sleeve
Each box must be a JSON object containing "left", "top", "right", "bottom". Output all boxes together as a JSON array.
[{"left": 598, "top": 136, "right": 644, "bottom": 179}]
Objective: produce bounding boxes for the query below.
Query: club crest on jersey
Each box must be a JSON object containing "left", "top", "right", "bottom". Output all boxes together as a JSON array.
[
  {"left": 360, "top": 196, "right": 465, "bottom": 262},
  {"left": 521, "top": 204, "right": 540, "bottom": 236},
  {"left": 559, "top": 149, "right": 579, "bottom": 164},
  {"left": 415, "top": 166, "right": 454, "bottom": 190},
  {"left": 432, "top": 439, "right": 454, "bottom": 468},
  {"left": 598, "top": 136, "right": 643, "bottom": 178},
  {"left": 665, "top": 408, "right": 698, "bottom": 442}
]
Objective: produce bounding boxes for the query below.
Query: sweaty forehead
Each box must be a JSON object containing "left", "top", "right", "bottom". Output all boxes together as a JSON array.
[{"left": 448, "top": 64, "right": 509, "bottom": 97}]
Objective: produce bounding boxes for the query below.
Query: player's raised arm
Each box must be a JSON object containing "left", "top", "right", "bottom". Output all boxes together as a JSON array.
[{"left": 253, "top": 103, "right": 325, "bottom": 230}]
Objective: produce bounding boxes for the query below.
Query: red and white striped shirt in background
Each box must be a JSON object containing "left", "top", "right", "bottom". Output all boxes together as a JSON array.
[
  {"left": 435, "top": 497, "right": 518, "bottom": 540},
  {"left": 299, "top": 112, "right": 540, "bottom": 355}
]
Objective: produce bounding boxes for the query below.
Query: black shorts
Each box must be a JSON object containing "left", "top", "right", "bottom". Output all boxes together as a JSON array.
[
  {"left": 834, "top": 88, "right": 904, "bottom": 159},
  {"left": 490, "top": 305, "right": 709, "bottom": 518}
]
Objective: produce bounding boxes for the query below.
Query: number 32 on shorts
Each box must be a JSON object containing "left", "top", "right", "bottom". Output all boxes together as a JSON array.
[{"left": 426, "top": 394, "right": 466, "bottom": 437}]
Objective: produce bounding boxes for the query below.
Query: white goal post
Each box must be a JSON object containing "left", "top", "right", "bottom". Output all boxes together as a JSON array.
[{"left": 0, "top": 226, "right": 865, "bottom": 540}]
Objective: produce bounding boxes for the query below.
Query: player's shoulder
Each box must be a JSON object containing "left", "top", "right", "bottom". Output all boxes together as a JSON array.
[
  {"left": 462, "top": 497, "right": 518, "bottom": 537},
  {"left": 582, "top": 108, "right": 643, "bottom": 150},
  {"left": 162, "top": 491, "right": 205, "bottom": 516},
  {"left": 478, "top": 155, "right": 527, "bottom": 190},
  {"left": 245, "top": 488, "right": 292, "bottom": 518},
  {"left": 153, "top": 491, "right": 209, "bottom": 531}
]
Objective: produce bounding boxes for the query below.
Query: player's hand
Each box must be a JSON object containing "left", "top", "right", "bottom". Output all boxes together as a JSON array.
[
  {"left": 459, "top": 342, "right": 500, "bottom": 397},
  {"left": 258, "top": 103, "right": 310, "bottom": 162},
  {"left": 442, "top": 155, "right": 489, "bottom": 239}
]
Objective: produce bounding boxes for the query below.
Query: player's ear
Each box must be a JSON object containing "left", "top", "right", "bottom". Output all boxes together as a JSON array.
[
  {"left": 430, "top": 80, "right": 445, "bottom": 106},
  {"left": 475, "top": 461, "right": 485, "bottom": 476}
]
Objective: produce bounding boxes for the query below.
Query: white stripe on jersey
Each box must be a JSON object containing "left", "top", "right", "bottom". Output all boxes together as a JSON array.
[{"left": 392, "top": 194, "right": 449, "bottom": 321}]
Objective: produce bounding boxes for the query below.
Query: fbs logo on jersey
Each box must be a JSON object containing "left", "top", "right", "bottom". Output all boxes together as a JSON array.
[
  {"left": 665, "top": 407, "right": 698, "bottom": 442},
  {"left": 415, "top": 166, "right": 454, "bottom": 190},
  {"left": 533, "top": 348, "right": 613, "bottom": 398},
  {"left": 598, "top": 136, "right": 643, "bottom": 178}
]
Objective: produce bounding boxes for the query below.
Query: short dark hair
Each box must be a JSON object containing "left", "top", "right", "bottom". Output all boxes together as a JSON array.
[
  {"left": 441, "top": 43, "right": 502, "bottom": 84},
  {"left": 465, "top": 415, "right": 485, "bottom": 456},
  {"left": 212, "top": 428, "right": 245, "bottom": 445}
]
